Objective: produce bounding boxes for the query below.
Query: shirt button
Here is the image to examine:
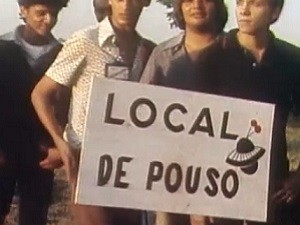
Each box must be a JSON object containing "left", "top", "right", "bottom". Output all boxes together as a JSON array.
[{"left": 252, "top": 62, "right": 257, "bottom": 68}]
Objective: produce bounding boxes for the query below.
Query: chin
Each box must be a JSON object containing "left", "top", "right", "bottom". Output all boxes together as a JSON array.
[
  {"left": 238, "top": 27, "right": 255, "bottom": 35},
  {"left": 38, "top": 30, "right": 51, "bottom": 37},
  {"left": 118, "top": 24, "right": 135, "bottom": 32}
]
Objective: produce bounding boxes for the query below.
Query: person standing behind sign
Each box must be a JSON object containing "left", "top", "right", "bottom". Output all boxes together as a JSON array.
[
  {"left": 0, "top": 0, "right": 69, "bottom": 225},
  {"left": 198, "top": 0, "right": 300, "bottom": 224},
  {"left": 31, "top": 0, "right": 156, "bottom": 225},
  {"left": 140, "top": 0, "right": 228, "bottom": 225},
  {"left": 91, "top": 2, "right": 155, "bottom": 224}
]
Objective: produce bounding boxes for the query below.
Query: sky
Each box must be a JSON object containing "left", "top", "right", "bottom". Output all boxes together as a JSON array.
[{"left": 0, "top": 0, "right": 300, "bottom": 45}]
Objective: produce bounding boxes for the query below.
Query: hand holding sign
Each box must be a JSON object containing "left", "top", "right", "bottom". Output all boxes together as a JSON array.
[{"left": 273, "top": 173, "right": 300, "bottom": 205}]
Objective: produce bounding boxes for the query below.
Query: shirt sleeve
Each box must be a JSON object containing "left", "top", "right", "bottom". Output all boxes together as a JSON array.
[
  {"left": 46, "top": 33, "right": 86, "bottom": 87},
  {"left": 140, "top": 46, "right": 163, "bottom": 85}
]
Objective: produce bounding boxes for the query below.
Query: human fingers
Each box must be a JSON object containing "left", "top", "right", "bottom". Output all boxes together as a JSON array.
[
  {"left": 64, "top": 151, "right": 79, "bottom": 183},
  {"left": 39, "top": 158, "right": 49, "bottom": 168},
  {"left": 64, "top": 161, "right": 72, "bottom": 183},
  {"left": 286, "top": 195, "right": 294, "bottom": 204},
  {"left": 69, "top": 153, "right": 79, "bottom": 184},
  {"left": 286, "top": 190, "right": 297, "bottom": 204},
  {"left": 40, "top": 161, "right": 53, "bottom": 170},
  {"left": 60, "top": 151, "right": 72, "bottom": 182},
  {"left": 40, "top": 158, "right": 61, "bottom": 170},
  {"left": 272, "top": 189, "right": 288, "bottom": 203},
  {"left": 273, "top": 189, "right": 293, "bottom": 204}
]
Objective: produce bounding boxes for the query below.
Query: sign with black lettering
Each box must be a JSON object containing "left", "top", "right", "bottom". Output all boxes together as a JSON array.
[{"left": 75, "top": 78, "right": 274, "bottom": 222}]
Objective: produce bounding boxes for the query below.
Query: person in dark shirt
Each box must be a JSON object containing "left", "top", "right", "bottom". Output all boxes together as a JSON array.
[
  {"left": 141, "top": 0, "right": 300, "bottom": 224},
  {"left": 140, "top": 0, "right": 228, "bottom": 225},
  {"left": 0, "top": 0, "right": 69, "bottom": 225},
  {"left": 204, "top": 0, "right": 300, "bottom": 224},
  {"left": 0, "top": 41, "right": 33, "bottom": 128},
  {"left": 0, "top": 40, "right": 49, "bottom": 225},
  {"left": 141, "top": 0, "right": 228, "bottom": 92}
]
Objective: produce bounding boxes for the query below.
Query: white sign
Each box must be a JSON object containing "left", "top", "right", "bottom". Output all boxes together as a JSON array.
[{"left": 75, "top": 78, "right": 275, "bottom": 222}]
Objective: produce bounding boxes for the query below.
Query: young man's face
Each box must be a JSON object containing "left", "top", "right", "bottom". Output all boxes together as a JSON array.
[
  {"left": 181, "top": 0, "right": 218, "bottom": 32},
  {"left": 235, "top": 0, "right": 281, "bottom": 35},
  {"left": 20, "top": 4, "right": 60, "bottom": 37},
  {"left": 109, "top": 0, "right": 148, "bottom": 31}
]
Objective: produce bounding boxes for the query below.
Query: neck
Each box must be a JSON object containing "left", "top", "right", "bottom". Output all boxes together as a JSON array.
[
  {"left": 184, "top": 28, "right": 217, "bottom": 61},
  {"left": 114, "top": 29, "right": 138, "bottom": 45},
  {"left": 109, "top": 19, "right": 139, "bottom": 67},
  {"left": 109, "top": 18, "right": 138, "bottom": 45},
  {"left": 237, "top": 30, "right": 270, "bottom": 62},
  {"left": 21, "top": 26, "right": 53, "bottom": 46},
  {"left": 185, "top": 27, "right": 217, "bottom": 50}
]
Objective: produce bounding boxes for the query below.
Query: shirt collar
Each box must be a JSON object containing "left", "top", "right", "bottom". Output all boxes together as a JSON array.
[
  {"left": 160, "top": 32, "right": 185, "bottom": 53},
  {"left": 97, "top": 17, "right": 142, "bottom": 48},
  {"left": 8, "top": 25, "right": 23, "bottom": 45},
  {"left": 13, "top": 25, "right": 57, "bottom": 45},
  {"left": 97, "top": 17, "right": 115, "bottom": 47},
  {"left": 160, "top": 32, "right": 224, "bottom": 56},
  {"left": 226, "top": 29, "right": 276, "bottom": 65}
]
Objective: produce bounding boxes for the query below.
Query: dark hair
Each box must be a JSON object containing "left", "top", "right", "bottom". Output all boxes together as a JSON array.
[
  {"left": 270, "top": 0, "right": 284, "bottom": 23},
  {"left": 100, "top": 0, "right": 151, "bottom": 19},
  {"left": 271, "top": 0, "right": 284, "bottom": 9},
  {"left": 145, "top": 0, "right": 151, "bottom": 6},
  {"left": 18, "top": 0, "right": 69, "bottom": 9},
  {"left": 173, "top": 0, "right": 228, "bottom": 33}
]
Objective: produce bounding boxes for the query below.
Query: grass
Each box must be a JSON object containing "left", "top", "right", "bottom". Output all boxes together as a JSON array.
[{"left": 4, "top": 117, "right": 300, "bottom": 225}]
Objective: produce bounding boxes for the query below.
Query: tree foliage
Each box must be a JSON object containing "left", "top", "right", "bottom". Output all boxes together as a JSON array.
[
  {"left": 156, "top": 0, "right": 173, "bottom": 8},
  {"left": 156, "top": 0, "right": 177, "bottom": 28}
]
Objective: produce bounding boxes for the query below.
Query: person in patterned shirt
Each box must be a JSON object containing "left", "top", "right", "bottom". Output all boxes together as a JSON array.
[{"left": 31, "top": 0, "right": 156, "bottom": 225}]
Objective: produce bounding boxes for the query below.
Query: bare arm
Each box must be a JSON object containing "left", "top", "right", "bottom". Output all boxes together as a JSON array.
[
  {"left": 31, "top": 75, "right": 68, "bottom": 143},
  {"left": 32, "top": 76, "right": 77, "bottom": 182}
]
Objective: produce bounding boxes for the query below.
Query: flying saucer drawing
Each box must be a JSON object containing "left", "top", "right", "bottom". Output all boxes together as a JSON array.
[{"left": 226, "top": 120, "right": 265, "bottom": 175}]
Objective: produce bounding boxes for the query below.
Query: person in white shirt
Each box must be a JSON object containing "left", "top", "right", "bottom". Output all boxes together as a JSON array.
[{"left": 31, "top": 0, "right": 156, "bottom": 225}]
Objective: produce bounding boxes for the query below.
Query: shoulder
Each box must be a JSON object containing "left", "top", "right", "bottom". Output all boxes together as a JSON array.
[
  {"left": 156, "top": 33, "right": 184, "bottom": 52},
  {"left": 274, "top": 38, "right": 300, "bottom": 63},
  {"left": 48, "top": 38, "right": 63, "bottom": 54},
  {"left": 64, "top": 24, "right": 100, "bottom": 48},
  {"left": 0, "top": 31, "right": 15, "bottom": 42},
  {"left": 0, "top": 40, "right": 23, "bottom": 58},
  {"left": 55, "top": 25, "right": 100, "bottom": 60},
  {"left": 0, "top": 40, "right": 16, "bottom": 49},
  {"left": 148, "top": 33, "right": 184, "bottom": 61},
  {"left": 218, "top": 29, "right": 239, "bottom": 50},
  {"left": 0, "top": 41, "right": 29, "bottom": 72},
  {"left": 140, "top": 37, "right": 156, "bottom": 52}
]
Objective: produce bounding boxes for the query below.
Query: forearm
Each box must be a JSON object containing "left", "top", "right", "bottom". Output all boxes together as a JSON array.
[
  {"left": 31, "top": 77, "right": 67, "bottom": 145},
  {"left": 54, "top": 88, "right": 70, "bottom": 130}
]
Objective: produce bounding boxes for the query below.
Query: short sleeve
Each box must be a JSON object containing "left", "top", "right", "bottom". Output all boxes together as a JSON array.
[
  {"left": 46, "top": 33, "right": 86, "bottom": 87},
  {"left": 140, "top": 46, "right": 162, "bottom": 85}
]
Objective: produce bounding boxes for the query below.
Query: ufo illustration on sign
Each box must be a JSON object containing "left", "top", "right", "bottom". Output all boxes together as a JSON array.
[{"left": 226, "top": 120, "right": 265, "bottom": 175}]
